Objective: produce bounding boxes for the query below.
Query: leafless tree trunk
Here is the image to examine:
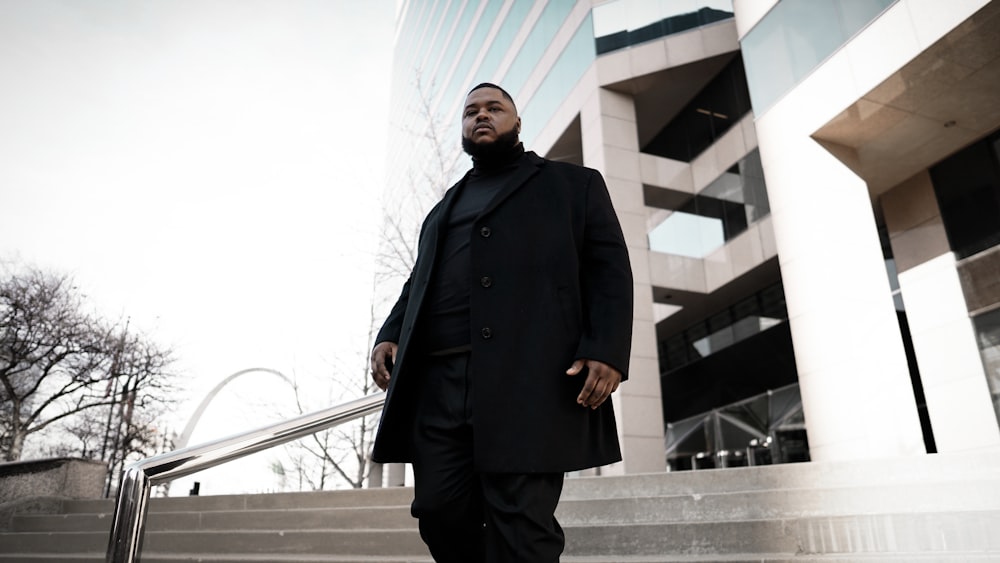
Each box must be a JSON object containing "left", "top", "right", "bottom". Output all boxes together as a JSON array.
[
  {"left": 375, "top": 75, "right": 465, "bottom": 285},
  {"left": 0, "top": 265, "right": 175, "bottom": 476}
]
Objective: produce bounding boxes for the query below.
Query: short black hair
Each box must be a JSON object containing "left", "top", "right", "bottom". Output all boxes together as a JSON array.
[{"left": 468, "top": 82, "right": 517, "bottom": 112}]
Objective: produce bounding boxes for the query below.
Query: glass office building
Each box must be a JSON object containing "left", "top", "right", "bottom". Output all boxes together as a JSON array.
[{"left": 382, "top": 0, "right": 1000, "bottom": 475}]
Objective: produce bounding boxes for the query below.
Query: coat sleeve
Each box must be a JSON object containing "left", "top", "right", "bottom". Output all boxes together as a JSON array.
[
  {"left": 373, "top": 196, "right": 444, "bottom": 348},
  {"left": 374, "top": 276, "right": 410, "bottom": 346},
  {"left": 574, "top": 170, "right": 634, "bottom": 380}
]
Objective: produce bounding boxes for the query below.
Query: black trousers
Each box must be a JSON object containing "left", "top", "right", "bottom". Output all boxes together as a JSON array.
[{"left": 410, "top": 352, "right": 565, "bottom": 563}]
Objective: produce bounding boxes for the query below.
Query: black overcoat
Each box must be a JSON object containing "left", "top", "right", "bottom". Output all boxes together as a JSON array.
[{"left": 371, "top": 151, "right": 633, "bottom": 472}]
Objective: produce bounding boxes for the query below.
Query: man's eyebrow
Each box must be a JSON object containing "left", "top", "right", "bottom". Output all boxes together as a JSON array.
[{"left": 465, "top": 100, "right": 505, "bottom": 110}]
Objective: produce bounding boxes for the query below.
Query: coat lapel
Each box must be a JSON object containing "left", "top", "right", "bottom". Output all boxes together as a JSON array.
[
  {"left": 477, "top": 151, "right": 545, "bottom": 218},
  {"left": 414, "top": 172, "right": 469, "bottom": 281},
  {"left": 417, "top": 150, "right": 544, "bottom": 277}
]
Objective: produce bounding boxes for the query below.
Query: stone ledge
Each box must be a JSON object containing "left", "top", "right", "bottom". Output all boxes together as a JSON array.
[
  {"left": 0, "top": 457, "right": 106, "bottom": 502},
  {"left": 0, "top": 457, "right": 106, "bottom": 529}
]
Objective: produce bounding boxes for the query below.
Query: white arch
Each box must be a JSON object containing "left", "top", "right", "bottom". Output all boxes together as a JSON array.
[{"left": 175, "top": 367, "right": 294, "bottom": 450}]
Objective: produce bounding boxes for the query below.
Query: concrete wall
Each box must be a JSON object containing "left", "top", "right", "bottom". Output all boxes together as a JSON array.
[{"left": 0, "top": 458, "right": 105, "bottom": 529}]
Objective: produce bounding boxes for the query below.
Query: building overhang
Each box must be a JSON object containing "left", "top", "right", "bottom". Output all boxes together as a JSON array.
[{"left": 811, "top": 0, "right": 1000, "bottom": 198}]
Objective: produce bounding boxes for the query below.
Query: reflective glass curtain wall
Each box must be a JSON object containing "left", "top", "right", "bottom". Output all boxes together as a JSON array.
[{"left": 740, "top": 0, "right": 897, "bottom": 114}]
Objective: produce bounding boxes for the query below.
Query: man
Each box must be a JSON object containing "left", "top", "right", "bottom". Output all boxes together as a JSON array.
[{"left": 370, "top": 82, "right": 633, "bottom": 563}]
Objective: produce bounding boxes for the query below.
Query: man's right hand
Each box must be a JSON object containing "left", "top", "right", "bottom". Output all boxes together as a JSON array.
[{"left": 370, "top": 341, "right": 398, "bottom": 391}]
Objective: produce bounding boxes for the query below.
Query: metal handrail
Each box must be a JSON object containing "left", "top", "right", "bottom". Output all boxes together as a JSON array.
[{"left": 105, "top": 392, "right": 386, "bottom": 563}]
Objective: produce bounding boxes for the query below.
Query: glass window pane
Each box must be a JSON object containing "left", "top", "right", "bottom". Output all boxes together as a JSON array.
[
  {"left": 741, "top": 150, "right": 769, "bottom": 222},
  {"left": 687, "top": 322, "right": 710, "bottom": 359},
  {"left": 741, "top": 0, "right": 900, "bottom": 114},
  {"left": 471, "top": 0, "right": 534, "bottom": 86},
  {"left": 504, "top": 0, "right": 576, "bottom": 98},
  {"left": 444, "top": 1, "right": 504, "bottom": 105},
  {"left": 648, "top": 211, "right": 725, "bottom": 257},
  {"left": 838, "top": 0, "right": 895, "bottom": 33},
  {"left": 973, "top": 308, "right": 1000, "bottom": 424},
  {"left": 520, "top": 14, "right": 595, "bottom": 145},
  {"left": 430, "top": 2, "right": 479, "bottom": 88},
  {"left": 781, "top": 0, "right": 844, "bottom": 79},
  {"left": 740, "top": 8, "right": 796, "bottom": 114}
]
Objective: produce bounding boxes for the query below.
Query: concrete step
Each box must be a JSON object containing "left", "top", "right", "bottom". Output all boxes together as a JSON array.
[
  {"left": 12, "top": 504, "right": 416, "bottom": 533},
  {"left": 3, "top": 553, "right": 1000, "bottom": 562},
  {"left": 4, "top": 451, "right": 1000, "bottom": 561},
  {"left": 61, "top": 486, "right": 416, "bottom": 515},
  {"left": 54, "top": 448, "right": 1000, "bottom": 517},
  {"left": 3, "top": 509, "right": 998, "bottom": 558},
  {"left": 562, "top": 449, "right": 1000, "bottom": 500},
  {"left": 18, "top": 476, "right": 1000, "bottom": 535},
  {"left": 0, "top": 529, "right": 429, "bottom": 557},
  {"left": 564, "top": 510, "right": 1000, "bottom": 556},
  {"left": 558, "top": 478, "right": 1000, "bottom": 524}
]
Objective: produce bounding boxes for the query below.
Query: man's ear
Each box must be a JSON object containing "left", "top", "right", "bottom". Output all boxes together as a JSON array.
[{"left": 516, "top": 117, "right": 521, "bottom": 134}]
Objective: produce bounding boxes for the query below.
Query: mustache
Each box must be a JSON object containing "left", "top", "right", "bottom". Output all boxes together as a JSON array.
[{"left": 462, "top": 127, "right": 520, "bottom": 159}]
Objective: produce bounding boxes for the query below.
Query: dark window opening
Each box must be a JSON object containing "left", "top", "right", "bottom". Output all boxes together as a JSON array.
[
  {"left": 876, "top": 206, "right": 936, "bottom": 453},
  {"left": 641, "top": 54, "right": 751, "bottom": 162},
  {"left": 658, "top": 282, "right": 788, "bottom": 375},
  {"left": 930, "top": 129, "right": 1000, "bottom": 259}
]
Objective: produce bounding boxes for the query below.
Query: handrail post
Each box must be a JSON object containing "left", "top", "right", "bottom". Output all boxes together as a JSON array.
[
  {"left": 106, "top": 464, "right": 152, "bottom": 563},
  {"left": 103, "top": 393, "right": 385, "bottom": 563}
]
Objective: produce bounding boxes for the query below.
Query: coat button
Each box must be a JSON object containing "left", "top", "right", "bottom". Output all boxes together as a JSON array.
[
  {"left": 481, "top": 327, "right": 492, "bottom": 339},
  {"left": 480, "top": 276, "right": 492, "bottom": 288},
  {"left": 479, "top": 226, "right": 491, "bottom": 238}
]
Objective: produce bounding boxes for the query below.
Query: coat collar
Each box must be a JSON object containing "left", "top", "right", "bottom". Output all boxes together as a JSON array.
[
  {"left": 422, "top": 151, "right": 546, "bottom": 250},
  {"left": 477, "top": 150, "right": 544, "bottom": 218}
]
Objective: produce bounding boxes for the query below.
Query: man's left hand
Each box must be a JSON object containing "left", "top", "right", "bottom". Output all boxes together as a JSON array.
[{"left": 566, "top": 359, "right": 621, "bottom": 409}]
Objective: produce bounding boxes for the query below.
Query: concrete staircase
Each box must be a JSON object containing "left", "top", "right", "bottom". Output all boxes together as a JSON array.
[{"left": 2, "top": 450, "right": 999, "bottom": 562}]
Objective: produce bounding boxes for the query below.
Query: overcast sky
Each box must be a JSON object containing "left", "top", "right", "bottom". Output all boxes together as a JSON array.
[{"left": 0, "top": 0, "right": 398, "bottom": 493}]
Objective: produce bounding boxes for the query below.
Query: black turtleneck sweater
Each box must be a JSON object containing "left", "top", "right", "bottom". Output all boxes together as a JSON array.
[{"left": 420, "top": 143, "right": 527, "bottom": 354}]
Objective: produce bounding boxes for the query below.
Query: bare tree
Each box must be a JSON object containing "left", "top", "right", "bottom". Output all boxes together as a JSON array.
[
  {"left": 274, "top": 288, "right": 383, "bottom": 490},
  {"left": 98, "top": 326, "right": 177, "bottom": 492},
  {"left": 0, "top": 265, "right": 175, "bottom": 472},
  {"left": 1, "top": 267, "right": 106, "bottom": 461},
  {"left": 375, "top": 75, "right": 465, "bottom": 285}
]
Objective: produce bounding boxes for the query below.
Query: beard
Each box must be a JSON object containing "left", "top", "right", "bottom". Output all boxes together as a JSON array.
[{"left": 462, "top": 127, "right": 520, "bottom": 161}]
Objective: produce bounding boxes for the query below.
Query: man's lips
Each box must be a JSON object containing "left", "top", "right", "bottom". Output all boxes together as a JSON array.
[{"left": 474, "top": 124, "right": 494, "bottom": 133}]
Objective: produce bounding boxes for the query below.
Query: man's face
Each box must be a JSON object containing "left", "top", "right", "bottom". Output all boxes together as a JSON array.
[{"left": 461, "top": 87, "right": 520, "bottom": 148}]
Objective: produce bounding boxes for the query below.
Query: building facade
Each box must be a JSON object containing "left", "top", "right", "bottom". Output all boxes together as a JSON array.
[{"left": 383, "top": 0, "right": 1000, "bottom": 477}]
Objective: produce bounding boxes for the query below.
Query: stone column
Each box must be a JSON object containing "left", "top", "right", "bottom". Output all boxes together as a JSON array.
[
  {"left": 387, "top": 462, "right": 406, "bottom": 487},
  {"left": 368, "top": 462, "right": 384, "bottom": 488},
  {"left": 882, "top": 171, "right": 1000, "bottom": 451},
  {"left": 753, "top": 120, "right": 926, "bottom": 461},
  {"left": 580, "top": 87, "right": 666, "bottom": 473}
]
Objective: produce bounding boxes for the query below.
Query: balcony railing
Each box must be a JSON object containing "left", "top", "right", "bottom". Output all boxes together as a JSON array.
[{"left": 105, "top": 392, "right": 386, "bottom": 563}]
